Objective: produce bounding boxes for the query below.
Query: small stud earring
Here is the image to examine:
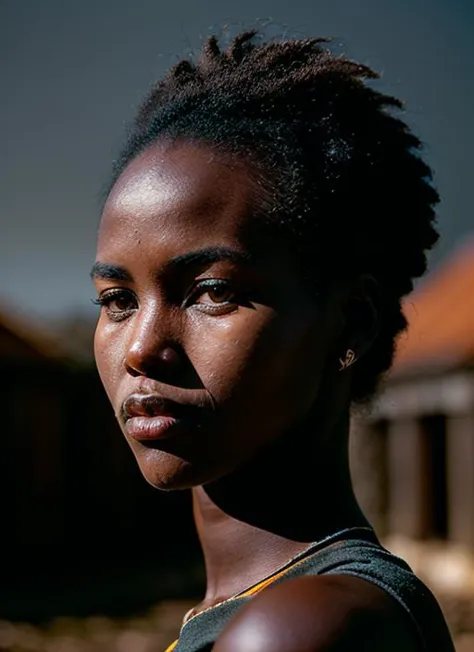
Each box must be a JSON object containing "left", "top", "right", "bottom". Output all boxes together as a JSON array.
[{"left": 339, "top": 349, "right": 357, "bottom": 371}]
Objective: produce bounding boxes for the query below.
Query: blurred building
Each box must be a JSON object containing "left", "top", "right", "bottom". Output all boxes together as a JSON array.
[
  {"left": 0, "top": 307, "right": 69, "bottom": 546},
  {"left": 351, "top": 237, "right": 474, "bottom": 596},
  {"left": 0, "top": 307, "right": 200, "bottom": 620}
]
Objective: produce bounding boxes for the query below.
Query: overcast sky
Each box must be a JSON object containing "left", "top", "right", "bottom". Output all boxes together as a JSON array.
[{"left": 2, "top": 0, "right": 473, "bottom": 323}]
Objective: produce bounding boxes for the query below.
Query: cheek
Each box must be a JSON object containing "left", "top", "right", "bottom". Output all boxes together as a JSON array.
[
  {"left": 189, "top": 318, "right": 263, "bottom": 400},
  {"left": 187, "top": 307, "right": 326, "bottom": 414}
]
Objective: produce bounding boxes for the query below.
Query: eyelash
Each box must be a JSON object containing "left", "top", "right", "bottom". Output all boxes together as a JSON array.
[
  {"left": 185, "top": 279, "right": 237, "bottom": 310},
  {"left": 92, "top": 289, "right": 137, "bottom": 322},
  {"left": 93, "top": 280, "right": 239, "bottom": 322}
]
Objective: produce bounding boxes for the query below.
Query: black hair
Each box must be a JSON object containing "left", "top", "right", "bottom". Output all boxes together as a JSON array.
[{"left": 107, "top": 30, "right": 439, "bottom": 402}]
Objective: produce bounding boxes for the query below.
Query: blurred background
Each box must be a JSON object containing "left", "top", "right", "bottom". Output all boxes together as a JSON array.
[{"left": 1, "top": 1, "right": 473, "bottom": 650}]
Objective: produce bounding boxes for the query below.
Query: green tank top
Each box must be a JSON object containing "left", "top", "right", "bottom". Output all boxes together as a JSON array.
[{"left": 165, "top": 528, "right": 455, "bottom": 652}]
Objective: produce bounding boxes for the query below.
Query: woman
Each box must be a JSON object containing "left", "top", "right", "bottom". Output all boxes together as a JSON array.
[{"left": 92, "top": 31, "right": 455, "bottom": 651}]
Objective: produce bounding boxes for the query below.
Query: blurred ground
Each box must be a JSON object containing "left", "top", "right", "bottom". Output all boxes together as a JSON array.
[
  {"left": 0, "top": 590, "right": 473, "bottom": 652},
  {"left": 0, "top": 601, "right": 193, "bottom": 652}
]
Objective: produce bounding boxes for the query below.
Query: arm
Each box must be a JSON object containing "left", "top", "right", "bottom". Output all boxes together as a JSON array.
[{"left": 212, "top": 575, "right": 421, "bottom": 652}]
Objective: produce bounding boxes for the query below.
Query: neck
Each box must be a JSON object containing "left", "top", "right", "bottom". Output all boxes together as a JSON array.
[{"left": 192, "top": 409, "right": 369, "bottom": 606}]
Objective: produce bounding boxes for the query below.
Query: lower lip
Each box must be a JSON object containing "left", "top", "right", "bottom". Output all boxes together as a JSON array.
[{"left": 125, "top": 416, "right": 182, "bottom": 441}]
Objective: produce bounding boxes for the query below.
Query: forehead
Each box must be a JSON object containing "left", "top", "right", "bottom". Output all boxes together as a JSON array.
[{"left": 98, "top": 142, "right": 266, "bottom": 258}]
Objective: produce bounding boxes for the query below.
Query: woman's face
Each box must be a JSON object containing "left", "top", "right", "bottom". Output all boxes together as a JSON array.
[{"left": 93, "top": 141, "right": 343, "bottom": 490}]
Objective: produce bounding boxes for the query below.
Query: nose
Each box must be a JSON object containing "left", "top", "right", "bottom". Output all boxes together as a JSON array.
[{"left": 124, "top": 305, "right": 184, "bottom": 380}]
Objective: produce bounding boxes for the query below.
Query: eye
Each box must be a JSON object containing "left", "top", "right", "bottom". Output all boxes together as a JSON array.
[
  {"left": 187, "top": 279, "right": 238, "bottom": 313},
  {"left": 93, "top": 289, "right": 137, "bottom": 321},
  {"left": 197, "top": 283, "right": 235, "bottom": 304}
]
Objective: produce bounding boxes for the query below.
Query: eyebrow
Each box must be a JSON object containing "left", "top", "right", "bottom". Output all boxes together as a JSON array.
[
  {"left": 90, "top": 247, "right": 253, "bottom": 282},
  {"left": 167, "top": 247, "right": 253, "bottom": 269},
  {"left": 90, "top": 262, "right": 132, "bottom": 281}
]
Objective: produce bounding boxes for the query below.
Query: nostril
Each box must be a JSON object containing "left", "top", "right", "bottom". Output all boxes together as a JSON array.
[
  {"left": 124, "top": 341, "right": 204, "bottom": 390},
  {"left": 158, "top": 346, "right": 183, "bottom": 368},
  {"left": 124, "top": 342, "right": 185, "bottom": 378},
  {"left": 124, "top": 361, "right": 143, "bottom": 377}
]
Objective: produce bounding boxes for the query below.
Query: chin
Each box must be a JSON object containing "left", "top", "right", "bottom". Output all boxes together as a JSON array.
[{"left": 133, "top": 446, "right": 218, "bottom": 491}]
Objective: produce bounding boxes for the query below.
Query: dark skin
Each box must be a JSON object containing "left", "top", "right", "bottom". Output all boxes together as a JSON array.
[{"left": 93, "top": 140, "right": 419, "bottom": 651}]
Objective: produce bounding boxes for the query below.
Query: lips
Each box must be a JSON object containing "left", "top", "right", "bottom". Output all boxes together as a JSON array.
[{"left": 121, "top": 393, "right": 195, "bottom": 442}]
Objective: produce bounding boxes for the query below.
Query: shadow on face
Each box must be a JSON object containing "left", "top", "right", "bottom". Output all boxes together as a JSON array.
[{"left": 92, "top": 140, "right": 343, "bottom": 490}]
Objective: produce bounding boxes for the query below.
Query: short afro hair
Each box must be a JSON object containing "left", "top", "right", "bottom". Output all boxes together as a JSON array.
[{"left": 107, "top": 30, "right": 439, "bottom": 402}]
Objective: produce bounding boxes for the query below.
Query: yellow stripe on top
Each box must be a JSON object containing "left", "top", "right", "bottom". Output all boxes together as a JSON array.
[
  {"left": 238, "top": 563, "right": 300, "bottom": 598},
  {"left": 163, "top": 561, "right": 303, "bottom": 650},
  {"left": 163, "top": 542, "right": 338, "bottom": 651},
  {"left": 239, "top": 546, "right": 328, "bottom": 598}
]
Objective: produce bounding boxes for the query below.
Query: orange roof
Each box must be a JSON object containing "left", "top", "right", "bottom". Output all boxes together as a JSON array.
[{"left": 393, "top": 237, "right": 474, "bottom": 374}]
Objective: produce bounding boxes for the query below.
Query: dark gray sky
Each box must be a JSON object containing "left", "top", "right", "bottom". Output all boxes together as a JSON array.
[{"left": 2, "top": 0, "right": 473, "bottom": 322}]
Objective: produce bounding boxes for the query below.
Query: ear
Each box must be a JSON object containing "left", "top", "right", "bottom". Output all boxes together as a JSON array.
[{"left": 338, "top": 274, "right": 380, "bottom": 365}]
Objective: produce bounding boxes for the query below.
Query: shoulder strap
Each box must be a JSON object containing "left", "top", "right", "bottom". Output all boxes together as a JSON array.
[
  {"left": 172, "top": 535, "right": 455, "bottom": 652},
  {"left": 277, "top": 538, "right": 454, "bottom": 652},
  {"left": 172, "top": 531, "right": 378, "bottom": 652}
]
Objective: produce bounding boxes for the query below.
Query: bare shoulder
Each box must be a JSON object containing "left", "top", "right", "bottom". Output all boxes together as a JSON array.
[{"left": 212, "top": 574, "right": 421, "bottom": 652}]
